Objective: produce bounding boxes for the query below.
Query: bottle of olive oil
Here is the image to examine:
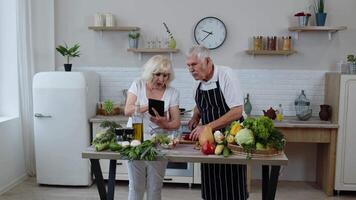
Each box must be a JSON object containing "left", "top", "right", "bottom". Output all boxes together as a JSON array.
[{"left": 132, "top": 103, "right": 143, "bottom": 142}]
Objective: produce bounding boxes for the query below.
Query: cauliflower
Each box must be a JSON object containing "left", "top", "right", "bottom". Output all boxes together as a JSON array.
[{"left": 213, "top": 131, "right": 225, "bottom": 144}]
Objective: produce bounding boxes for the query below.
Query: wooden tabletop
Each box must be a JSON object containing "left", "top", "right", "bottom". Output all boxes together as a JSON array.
[{"left": 82, "top": 144, "right": 288, "bottom": 166}]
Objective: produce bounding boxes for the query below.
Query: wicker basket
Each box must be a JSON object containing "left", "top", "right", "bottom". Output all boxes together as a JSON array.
[{"left": 227, "top": 143, "right": 283, "bottom": 158}]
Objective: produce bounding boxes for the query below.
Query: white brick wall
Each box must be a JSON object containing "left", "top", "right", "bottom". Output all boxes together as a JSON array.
[{"left": 75, "top": 67, "right": 326, "bottom": 116}]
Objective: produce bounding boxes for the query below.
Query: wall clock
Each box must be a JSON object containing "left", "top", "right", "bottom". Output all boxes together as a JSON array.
[{"left": 194, "top": 17, "right": 227, "bottom": 50}]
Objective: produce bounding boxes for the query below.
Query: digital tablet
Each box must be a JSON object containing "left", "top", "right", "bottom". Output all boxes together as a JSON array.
[{"left": 148, "top": 98, "right": 164, "bottom": 117}]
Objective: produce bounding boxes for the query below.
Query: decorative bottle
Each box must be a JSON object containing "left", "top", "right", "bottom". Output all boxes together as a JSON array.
[
  {"left": 276, "top": 104, "right": 284, "bottom": 121},
  {"left": 244, "top": 93, "right": 252, "bottom": 116},
  {"left": 132, "top": 103, "right": 144, "bottom": 142}
]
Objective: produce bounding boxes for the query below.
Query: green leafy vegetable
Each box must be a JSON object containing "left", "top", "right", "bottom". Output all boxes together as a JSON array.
[{"left": 103, "top": 100, "right": 114, "bottom": 114}]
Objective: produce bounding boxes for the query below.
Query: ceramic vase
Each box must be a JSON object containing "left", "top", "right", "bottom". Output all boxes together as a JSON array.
[
  {"left": 244, "top": 93, "right": 252, "bottom": 116},
  {"left": 319, "top": 104, "right": 331, "bottom": 121}
]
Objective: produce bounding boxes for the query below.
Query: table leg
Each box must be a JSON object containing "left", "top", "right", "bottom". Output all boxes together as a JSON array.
[
  {"left": 262, "top": 165, "right": 270, "bottom": 200},
  {"left": 90, "top": 159, "right": 107, "bottom": 200},
  {"left": 262, "top": 165, "right": 281, "bottom": 200},
  {"left": 267, "top": 166, "right": 281, "bottom": 200},
  {"left": 107, "top": 160, "right": 117, "bottom": 200}
]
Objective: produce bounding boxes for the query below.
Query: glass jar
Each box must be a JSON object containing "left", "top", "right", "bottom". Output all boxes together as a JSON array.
[
  {"left": 115, "top": 128, "right": 125, "bottom": 142},
  {"left": 294, "top": 90, "right": 312, "bottom": 120}
]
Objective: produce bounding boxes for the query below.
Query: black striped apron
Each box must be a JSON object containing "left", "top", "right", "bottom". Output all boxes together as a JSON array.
[{"left": 195, "top": 80, "right": 248, "bottom": 200}]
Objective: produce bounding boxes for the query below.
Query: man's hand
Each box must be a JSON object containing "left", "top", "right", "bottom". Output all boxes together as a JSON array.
[
  {"left": 188, "top": 116, "right": 199, "bottom": 131},
  {"left": 189, "top": 125, "right": 207, "bottom": 141}
]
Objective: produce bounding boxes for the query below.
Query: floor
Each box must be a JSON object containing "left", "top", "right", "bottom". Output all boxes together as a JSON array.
[{"left": 1, "top": 178, "right": 356, "bottom": 200}]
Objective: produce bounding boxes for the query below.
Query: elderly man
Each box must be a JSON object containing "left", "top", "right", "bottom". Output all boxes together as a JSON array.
[{"left": 186, "top": 45, "right": 247, "bottom": 200}]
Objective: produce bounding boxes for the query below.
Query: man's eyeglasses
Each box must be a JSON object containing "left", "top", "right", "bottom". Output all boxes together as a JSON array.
[{"left": 153, "top": 73, "right": 170, "bottom": 78}]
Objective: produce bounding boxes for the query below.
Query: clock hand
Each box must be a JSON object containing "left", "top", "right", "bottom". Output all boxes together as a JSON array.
[
  {"left": 201, "top": 32, "right": 212, "bottom": 41},
  {"left": 202, "top": 30, "right": 212, "bottom": 34}
]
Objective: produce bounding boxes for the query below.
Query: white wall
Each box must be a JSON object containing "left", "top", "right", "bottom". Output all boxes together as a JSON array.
[
  {"left": 47, "top": 0, "right": 356, "bottom": 71},
  {"left": 31, "top": 0, "right": 55, "bottom": 72},
  {"left": 0, "top": 118, "right": 27, "bottom": 195}
]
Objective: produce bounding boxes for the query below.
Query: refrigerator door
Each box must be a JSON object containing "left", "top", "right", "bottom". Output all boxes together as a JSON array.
[{"left": 33, "top": 72, "right": 95, "bottom": 186}]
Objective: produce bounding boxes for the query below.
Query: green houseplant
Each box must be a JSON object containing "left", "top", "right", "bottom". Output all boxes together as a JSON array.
[
  {"left": 313, "top": 0, "right": 327, "bottom": 26},
  {"left": 347, "top": 54, "right": 356, "bottom": 74},
  {"left": 56, "top": 43, "right": 80, "bottom": 71},
  {"left": 128, "top": 31, "right": 140, "bottom": 48}
]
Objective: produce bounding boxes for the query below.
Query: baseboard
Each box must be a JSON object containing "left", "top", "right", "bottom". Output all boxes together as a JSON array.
[{"left": 0, "top": 173, "right": 28, "bottom": 195}]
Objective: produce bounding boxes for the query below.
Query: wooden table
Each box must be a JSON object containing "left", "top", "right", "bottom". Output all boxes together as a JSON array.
[
  {"left": 274, "top": 117, "right": 338, "bottom": 196},
  {"left": 83, "top": 144, "right": 288, "bottom": 200}
]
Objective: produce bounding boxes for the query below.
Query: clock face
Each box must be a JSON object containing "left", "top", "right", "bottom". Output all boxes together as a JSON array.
[{"left": 194, "top": 17, "right": 227, "bottom": 50}]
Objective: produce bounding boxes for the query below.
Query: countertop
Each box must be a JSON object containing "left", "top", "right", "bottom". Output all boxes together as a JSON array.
[
  {"left": 89, "top": 115, "right": 338, "bottom": 129},
  {"left": 82, "top": 144, "right": 288, "bottom": 166}
]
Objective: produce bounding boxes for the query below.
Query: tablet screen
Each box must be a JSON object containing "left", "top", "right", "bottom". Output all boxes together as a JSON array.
[{"left": 148, "top": 99, "right": 164, "bottom": 117}]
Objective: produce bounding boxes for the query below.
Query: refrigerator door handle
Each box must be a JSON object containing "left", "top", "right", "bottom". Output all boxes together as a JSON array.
[{"left": 34, "top": 113, "right": 52, "bottom": 118}]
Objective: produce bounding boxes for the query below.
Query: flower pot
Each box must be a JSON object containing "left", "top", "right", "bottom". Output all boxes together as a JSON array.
[
  {"left": 64, "top": 64, "right": 72, "bottom": 72},
  {"left": 315, "top": 13, "right": 327, "bottom": 26},
  {"left": 298, "top": 16, "right": 310, "bottom": 26},
  {"left": 349, "top": 63, "right": 356, "bottom": 74},
  {"left": 129, "top": 38, "right": 139, "bottom": 48}
]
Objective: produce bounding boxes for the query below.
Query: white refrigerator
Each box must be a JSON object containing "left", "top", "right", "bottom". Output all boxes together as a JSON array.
[{"left": 33, "top": 71, "right": 99, "bottom": 186}]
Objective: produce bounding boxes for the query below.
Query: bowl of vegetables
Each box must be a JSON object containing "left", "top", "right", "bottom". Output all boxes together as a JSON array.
[
  {"left": 150, "top": 128, "right": 179, "bottom": 149},
  {"left": 226, "top": 116, "right": 285, "bottom": 159}
]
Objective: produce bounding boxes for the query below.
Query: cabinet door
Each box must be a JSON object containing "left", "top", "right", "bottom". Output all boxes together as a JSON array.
[{"left": 342, "top": 78, "right": 356, "bottom": 184}]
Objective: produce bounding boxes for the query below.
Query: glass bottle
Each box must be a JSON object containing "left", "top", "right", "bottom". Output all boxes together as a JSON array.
[
  {"left": 276, "top": 104, "right": 284, "bottom": 121},
  {"left": 132, "top": 103, "right": 144, "bottom": 142},
  {"left": 244, "top": 93, "right": 252, "bottom": 116},
  {"left": 294, "top": 90, "right": 312, "bottom": 120}
]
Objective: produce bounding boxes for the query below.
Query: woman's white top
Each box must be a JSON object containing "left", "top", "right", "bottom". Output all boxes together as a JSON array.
[{"left": 127, "top": 78, "right": 180, "bottom": 140}]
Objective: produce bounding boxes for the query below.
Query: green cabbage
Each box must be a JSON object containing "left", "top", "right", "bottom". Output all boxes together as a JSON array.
[{"left": 235, "top": 128, "right": 255, "bottom": 146}]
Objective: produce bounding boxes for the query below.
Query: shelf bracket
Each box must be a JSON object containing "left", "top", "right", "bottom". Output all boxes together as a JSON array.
[
  {"left": 294, "top": 32, "right": 299, "bottom": 40},
  {"left": 170, "top": 53, "right": 173, "bottom": 61},
  {"left": 328, "top": 31, "right": 336, "bottom": 40},
  {"left": 138, "top": 52, "right": 142, "bottom": 61}
]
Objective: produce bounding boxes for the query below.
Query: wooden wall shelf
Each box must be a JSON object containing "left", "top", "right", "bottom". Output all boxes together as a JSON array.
[
  {"left": 127, "top": 48, "right": 179, "bottom": 60},
  {"left": 288, "top": 26, "right": 347, "bottom": 40},
  {"left": 127, "top": 48, "right": 179, "bottom": 53},
  {"left": 88, "top": 26, "right": 140, "bottom": 31},
  {"left": 245, "top": 50, "right": 297, "bottom": 56}
]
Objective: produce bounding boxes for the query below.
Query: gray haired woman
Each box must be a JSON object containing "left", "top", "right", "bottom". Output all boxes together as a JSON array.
[{"left": 125, "top": 55, "right": 181, "bottom": 200}]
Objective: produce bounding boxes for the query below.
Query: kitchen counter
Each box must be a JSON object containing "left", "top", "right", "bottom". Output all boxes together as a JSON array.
[
  {"left": 90, "top": 115, "right": 338, "bottom": 129},
  {"left": 89, "top": 114, "right": 192, "bottom": 125}
]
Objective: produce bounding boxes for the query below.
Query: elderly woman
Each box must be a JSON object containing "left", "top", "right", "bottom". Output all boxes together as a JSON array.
[{"left": 124, "top": 55, "right": 181, "bottom": 200}]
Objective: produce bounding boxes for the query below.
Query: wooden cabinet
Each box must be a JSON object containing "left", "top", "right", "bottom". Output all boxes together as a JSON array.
[{"left": 326, "top": 73, "right": 356, "bottom": 191}]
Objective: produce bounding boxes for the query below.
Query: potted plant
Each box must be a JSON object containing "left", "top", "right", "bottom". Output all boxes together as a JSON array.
[
  {"left": 294, "top": 12, "right": 312, "bottom": 26},
  {"left": 55, "top": 43, "right": 80, "bottom": 71},
  {"left": 313, "top": 0, "right": 327, "bottom": 26},
  {"left": 347, "top": 54, "right": 356, "bottom": 74},
  {"left": 128, "top": 31, "right": 140, "bottom": 48}
]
